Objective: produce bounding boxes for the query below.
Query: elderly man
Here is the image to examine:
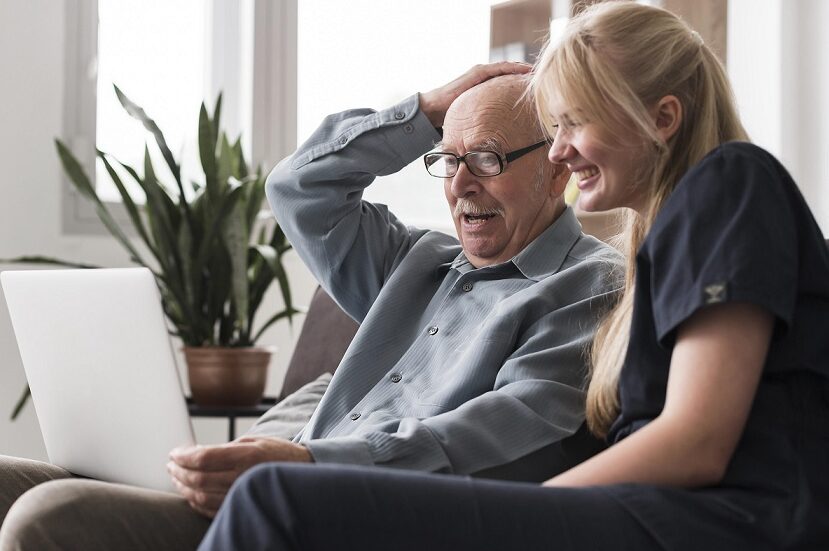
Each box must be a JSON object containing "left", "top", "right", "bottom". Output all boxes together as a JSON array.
[
  {"left": 0, "top": 63, "right": 620, "bottom": 551},
  {"left": 171, "top": 64, "right": 622, "bottom": 507},
  {"left": 172, "top": 61, "right": 621, "bottom": 504},
  {"left": 194, "top": 64, "right": 625, "bottom": 549}
]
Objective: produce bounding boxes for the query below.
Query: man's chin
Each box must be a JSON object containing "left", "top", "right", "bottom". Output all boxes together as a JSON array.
[{"left": 461, "top": 241, "right": 505, "bottom": 268}]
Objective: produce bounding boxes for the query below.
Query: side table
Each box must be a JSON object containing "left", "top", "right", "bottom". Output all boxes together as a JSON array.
[{"left": 186, "top": 397, "right": 278, "bottom": 441}]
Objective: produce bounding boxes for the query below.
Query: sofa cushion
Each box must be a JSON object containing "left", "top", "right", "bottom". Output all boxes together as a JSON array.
[{"left": 246, "top": 373, "right": 332, "bottom": 440}]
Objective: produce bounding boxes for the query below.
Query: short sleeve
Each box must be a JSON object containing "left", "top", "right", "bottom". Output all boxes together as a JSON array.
[{"left": 644, "top": 143, "right": 798, "bottom": 346}]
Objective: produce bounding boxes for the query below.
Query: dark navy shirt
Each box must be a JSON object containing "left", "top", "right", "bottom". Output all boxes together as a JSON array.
[{"left": 609, "top": 141, "right": 829, "bottom": 443}]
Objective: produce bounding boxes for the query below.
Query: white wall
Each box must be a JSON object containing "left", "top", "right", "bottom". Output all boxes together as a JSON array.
[
  {"left": 729, "top": 0, "right": 829, "bottom": 234},
  {"left": 792, "top": 0, "right": 829, "bottom": 233},
  {"left": 0, "top": 0, "right": 316, "bottom": 460}
]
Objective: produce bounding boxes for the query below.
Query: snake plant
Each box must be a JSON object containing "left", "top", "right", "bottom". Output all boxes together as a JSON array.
[{"left": 6, "top": 86, "right": 298, "bottom": 419}]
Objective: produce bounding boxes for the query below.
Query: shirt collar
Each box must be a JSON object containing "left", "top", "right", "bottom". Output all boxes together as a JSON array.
[{"left": 450, "top": 207, "right": 582, "bottom": 280}]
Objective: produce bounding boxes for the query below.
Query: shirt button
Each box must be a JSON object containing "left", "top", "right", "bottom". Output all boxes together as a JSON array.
[
  {"left": 403, "top": 123, "right": 414, "bottom": 134},
  {"left": 338, "top": 136, "right": 348, "bottom": 144},
  {"left": 349, "top": 413, "right": 361, "bottom": 421},
  {"left": 394, "top": 111, "right": 405, "bottom": 120},
  {"left": 462, "top": 282, "right": 473, "bottom": 292},
  {"left": 427, "top": 326, "right": 439, "bottom": 335},
  {"left": 390, "top": 373, "right": 402, "bottom": 383}
]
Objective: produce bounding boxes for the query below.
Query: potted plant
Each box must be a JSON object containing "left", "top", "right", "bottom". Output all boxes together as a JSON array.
[{"left": 7, "top": 86, "right": 298, "bottom": 414}]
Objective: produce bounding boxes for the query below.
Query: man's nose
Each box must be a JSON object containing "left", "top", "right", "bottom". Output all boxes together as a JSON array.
[{"left": 449, "top": 162, "right": 480, "bottom": 198}]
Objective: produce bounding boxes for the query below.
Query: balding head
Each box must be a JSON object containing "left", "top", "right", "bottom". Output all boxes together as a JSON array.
[
  {"left": 437, "top": 74, "right": 570, "bottom": 268},
  {"left": 445, "top": 74, "right": 542, "bottom": 148}
]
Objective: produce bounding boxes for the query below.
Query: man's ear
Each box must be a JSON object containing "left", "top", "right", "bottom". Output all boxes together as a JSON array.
[{"left": 653, "top": 95, "right": 682, "bottom": 142}]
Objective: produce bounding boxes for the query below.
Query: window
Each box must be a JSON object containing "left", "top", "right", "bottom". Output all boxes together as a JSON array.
[
  {"left": 95, "top": 0, "right": 209, "bottom": 203},
  {"left": 61, "top": 0, "right": 295, "bottom": 233},
  {"left": 65, "top": 1, "right": 510, "bottom": 235},
  {"left": 297, "top": 0, "right": 502, "bottom": 232}
]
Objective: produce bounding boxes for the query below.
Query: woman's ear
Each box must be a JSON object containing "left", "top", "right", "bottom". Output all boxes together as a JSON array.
[{"left": 653, "top": 95, "right": 682, "bottom": 142}]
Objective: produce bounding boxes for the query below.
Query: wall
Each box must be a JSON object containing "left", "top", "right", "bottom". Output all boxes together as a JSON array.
[
  {"left": 729, "top": 0, "right": 829, "bottom": 235},
  {"left": 792, "top": 0, "right": 829, "bottom": 233},
  {"left": 0, "top": 0, "right": 316, "bottom": 460}
]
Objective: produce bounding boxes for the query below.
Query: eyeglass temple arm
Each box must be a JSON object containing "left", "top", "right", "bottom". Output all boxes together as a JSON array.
[{"left": 504, "top": 140, "right": 548, "bottom": 162}]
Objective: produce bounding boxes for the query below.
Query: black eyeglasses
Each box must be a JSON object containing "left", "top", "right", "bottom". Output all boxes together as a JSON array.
[{"left": 423, "top": 140, "right": 548, "bottom": 178}]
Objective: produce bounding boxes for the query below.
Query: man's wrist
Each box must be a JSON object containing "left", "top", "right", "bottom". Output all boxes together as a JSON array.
[
  {"left": 298, "top": 444, "right": 314, "bottom": 463},
  {"left": 418, "top": 91, "right": 445, "bottom": 129}
]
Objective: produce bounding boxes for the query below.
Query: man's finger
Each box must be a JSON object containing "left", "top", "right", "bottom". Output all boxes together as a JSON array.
[
  {"left": 167, "top": 461, "right": 239, "bottom": 492},
  {"left": 170, "top": 444, "right": 252, "bottom": 471},
  {"left": 463, "top": 61, "right": 532, "bottom": 88},
  {"left": 171, "top": 477, "right": 225, "bottom": 516},
  {"left": 480, "top": 60, "right": 532, "bottom": 78}
]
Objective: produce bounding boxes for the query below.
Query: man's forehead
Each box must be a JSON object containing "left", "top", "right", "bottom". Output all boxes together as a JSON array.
[
  {"left": 442, "top": 95, "right": 531, "bottom": 153},
  {"left": 435, "top": 134, "right": 505, "bottom": 153}
]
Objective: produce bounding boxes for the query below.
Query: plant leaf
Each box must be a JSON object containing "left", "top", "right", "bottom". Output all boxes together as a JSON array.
[
  {"left": 193, "top": 185, "right": 246, "bottom": 279},
  {"left": 113, "top": 86, "right": 195, "bottom": 234},
  {"left": 245, "top": 175, "right": 267, "bottom": 232},
  {"left": 177, "top": 216, "right": 195, "bottom": 321},
  {"left": 217, "top": 134, "right": 235, "bottom": 193},
  {"left": 222, "top": 194, "right": 249, "bottom": 338},
  {"left": 212, "top": 93, "right": 223, "bottom": 147},
  {"left": 10, "top": 385, "right": 31, "bottom": 420},
  {"left": 113, "top": 85, "right": 181, "bottom": 185},
  {"left": 205, "top": 249, "right": 232, "bottom": 345},
  {"left": 232, "top": 137, "right": 248, "bottom": 179},
  {"left": 55, "top": 140, "right": 149, "bottom": 266},
  {"left": 251, "top": 306, "right": 305, "bottom": 344},
  {"left": 0, "top": 255, "right": 101, "bottom": 269},
  {"left": 199, "top": 103, "right": 218, "bottom": 204},
  {"left": 142, "top": 147, "right": 191, "bottom": 324},
  {"left": 97, "top": 151, "right": 157, "bottom": 258},
  {"left": 250, "top": 243, "right": 294, "bottom": 321}
]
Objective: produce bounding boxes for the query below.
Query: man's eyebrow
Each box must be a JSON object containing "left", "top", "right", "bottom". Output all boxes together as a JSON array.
[
  {"left": 431, "top": 137, "right": 503, "bottom": 153},
  {"left": 475, "top": 136, "right": 503, "bottom": 154}
]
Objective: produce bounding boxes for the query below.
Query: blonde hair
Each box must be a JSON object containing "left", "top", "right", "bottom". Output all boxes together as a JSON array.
[{"left": 531, "top": 1, "right": 748, "bottom": 437}]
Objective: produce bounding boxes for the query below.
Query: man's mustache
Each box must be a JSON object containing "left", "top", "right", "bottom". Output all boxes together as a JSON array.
[{"left": 454, "top": 198, "right": 505, "bottom": 218}]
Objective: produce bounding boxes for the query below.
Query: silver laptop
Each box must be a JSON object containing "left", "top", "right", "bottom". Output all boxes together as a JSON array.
[{"left": 1, "top": 267, "right": 195, "bottom": 492}]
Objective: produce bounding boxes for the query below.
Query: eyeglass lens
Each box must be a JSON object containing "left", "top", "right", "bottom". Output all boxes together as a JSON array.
[{"left": 424, "top": 152, "right": 502, "bottom": 178}]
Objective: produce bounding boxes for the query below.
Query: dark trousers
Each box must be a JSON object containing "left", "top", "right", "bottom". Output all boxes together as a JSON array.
[{"left": 197, "top": 463, "right": 781, "bottom": 551}]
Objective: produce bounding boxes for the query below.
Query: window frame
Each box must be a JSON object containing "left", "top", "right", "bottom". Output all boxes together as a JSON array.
[{"left": 60, "top": 0, "right": 297, "bottom": 236}]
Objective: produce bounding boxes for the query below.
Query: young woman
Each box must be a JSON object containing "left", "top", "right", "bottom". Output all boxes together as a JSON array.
[{"left": 198, "top": 3, "right": 828, "bottom": 550}]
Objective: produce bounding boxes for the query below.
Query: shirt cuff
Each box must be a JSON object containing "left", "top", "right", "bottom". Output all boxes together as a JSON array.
[
  {"left": 302, "top": 436, "right": 375, "bottom": 466},
  {"left": 381, "top": 93, "right": 442, "bottom": 165}
]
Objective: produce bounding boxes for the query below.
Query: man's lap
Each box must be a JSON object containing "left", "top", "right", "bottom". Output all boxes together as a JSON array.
[
  {"left": 0, "top": 455, "right": 71, "bottom": 524},
  {"left": 0, "top": 455, "right": 209, "bottom": 551}
]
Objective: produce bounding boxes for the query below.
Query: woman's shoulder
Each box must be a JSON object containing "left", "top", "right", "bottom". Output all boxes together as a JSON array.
[
  {"left": 646, "top": 141, "right": 801, "bottom": 254},
  {"left": 661, "top": 141, "right": 795, "bottom": 218},
  {"left": 683, "top": 141, "right": 787, "bottom": 190}
]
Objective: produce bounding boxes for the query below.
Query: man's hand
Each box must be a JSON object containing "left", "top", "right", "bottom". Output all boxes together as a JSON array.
[
  {"left": 168, "top": 436, "right": 312, "bottom": 518},
  {"left": 419, "top": 61, "right": 531, "bottom": 128}
]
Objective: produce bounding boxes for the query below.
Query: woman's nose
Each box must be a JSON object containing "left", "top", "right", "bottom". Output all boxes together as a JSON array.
[{"left": 548, "top": 137, "right": 573, "bottom": 164}]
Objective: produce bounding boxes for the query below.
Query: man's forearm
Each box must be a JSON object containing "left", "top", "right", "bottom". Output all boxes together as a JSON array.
[{"left": 264, "top": 94, "right": 440, "bottom": 320}]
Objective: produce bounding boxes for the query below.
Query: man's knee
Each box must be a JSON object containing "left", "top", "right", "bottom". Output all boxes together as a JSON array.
[
  {"left": 0, "top": 456, "right": 72, "bottom": 527},
  {"left": 0, "top": 478, "right": 210, "bottom": 551},
  {"left": 228, "top": 462, "right": 286, "bottom": 508},
  {"left": 221, "top": 463, "right": 327, "bottom": 527},
  {"left": 0, "top": 479, "right": 92, "bottom": 550},
  {"left": 202, "top": 464, "right": 309, "bottom": 551}
]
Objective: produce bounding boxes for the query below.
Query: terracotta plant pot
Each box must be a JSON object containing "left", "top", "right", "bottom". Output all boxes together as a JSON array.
[{"left": 184, "top": 346, "right": 273, "bottom": 407}]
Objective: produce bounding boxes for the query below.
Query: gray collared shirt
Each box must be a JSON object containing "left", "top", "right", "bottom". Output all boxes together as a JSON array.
[{"left": 266, "top": 94, "right": 623, "bottom": 475}]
